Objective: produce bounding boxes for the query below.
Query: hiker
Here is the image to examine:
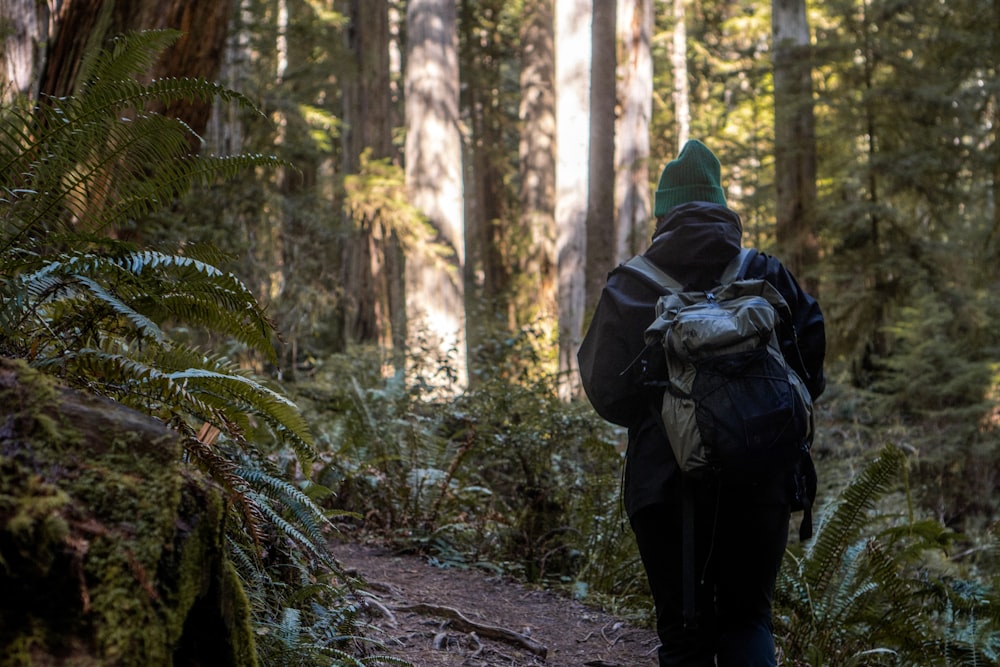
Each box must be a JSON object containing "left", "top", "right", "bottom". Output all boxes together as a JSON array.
[{"left": 578, "top": 139, "right": 826, "bottom": 667}]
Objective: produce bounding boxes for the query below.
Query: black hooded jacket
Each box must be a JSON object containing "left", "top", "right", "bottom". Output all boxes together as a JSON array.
[{"left": 578, "top": 202, "right": 827, "bottom": 518}]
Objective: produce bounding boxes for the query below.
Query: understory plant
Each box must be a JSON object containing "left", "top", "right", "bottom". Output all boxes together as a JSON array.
[
  {"left": 776, "top": 444, "right": 1000, "bottom": 666},
  {"left": 0, "top": 30, "right": 400, "bottom": 665},
  {"left": 300, "top": 338, "right": 648, "bottom": 612}
]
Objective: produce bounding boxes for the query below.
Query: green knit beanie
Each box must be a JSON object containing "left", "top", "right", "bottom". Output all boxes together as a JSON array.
[{"left": 653, "top": 139, "right": 727, "bottom": 216}]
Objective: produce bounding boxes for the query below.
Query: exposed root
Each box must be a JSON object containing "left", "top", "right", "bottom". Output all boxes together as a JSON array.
[{"left": 392, "top": 602, "right": 548, "bottom": 658}]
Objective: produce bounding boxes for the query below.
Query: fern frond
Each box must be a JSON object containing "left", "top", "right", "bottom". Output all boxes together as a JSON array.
[
  {"left": 70, "top": 275, "right": 166, "bottom": 343},
  {"left": 0, "top": 32, "right": 284, "bottom": 248},
  {"left": 84, "top": 29, "right": 185, "bottom": 83},
  {"left": 803, "top": 445, "right": 905, "bottom": 601},
  {"left": 11, "top": 248, "right": 276, "bottom": 359},
  {"left": 862, "top": 538, "right": 936, "bottom": 656},
  {"left": 113, "top": 249, "right": 274, "bottom": 357},
  {"left": 233, "top": 460, "right": 331, "bottom": 549},
  {"left": 64, "top": 348, "right": 226, "bottom": 424},
  {"left": 168, "top": 368, "right": 314, "bottom": 458},
  {"left": 251, "top": 492, "right": 329, "bottom": 564},
  {"left": 226, "top": 535, "right": 265, "bottom": 586}
]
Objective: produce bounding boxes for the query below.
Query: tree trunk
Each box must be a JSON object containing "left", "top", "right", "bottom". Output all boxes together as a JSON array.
[
  {"left": 584, "top": 0, "right": 616, "bottom": 315},
  {"left": 517, "top": 0, "right": 557, "bottom": 331},
  {"left": 555, "top": 0, "right": 591, "bottom": 399},
  {"left": 772, "top": 0, "right": 819, "bottom": 294},
  {"left": 405, "top": 0, "right": 467, "bottom": 389},
  {"left": 0, "top": 0, "right": 55, "bottom": 103},
  {"left": 671, "top": 0, "right": 689, "bottom": 150},
  {"left": 341, "top": 0, "right": 399, "bottom": 352},
  {"left": 460, "top": 0, "right": 512, "bottom": 381},
  {"left": 614, "top": 0, "right": 653, "bottom": 262},
  {"left": 37, "top": 0, "right": 233, "bottom": 140}
]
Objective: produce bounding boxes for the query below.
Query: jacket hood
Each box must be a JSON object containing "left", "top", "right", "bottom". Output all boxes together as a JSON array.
[{"left": 645, "top": 202, "right": 744, "bottom": 290}]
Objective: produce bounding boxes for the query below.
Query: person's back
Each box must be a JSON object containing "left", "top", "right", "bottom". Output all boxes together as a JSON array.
[{"left": 578, "top": 139, "right": 826, "bottom": 667}]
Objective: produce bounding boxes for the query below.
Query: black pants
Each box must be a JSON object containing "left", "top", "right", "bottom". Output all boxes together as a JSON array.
[{"left": 630, "top": 479, "right": 790, "bottom": 667}]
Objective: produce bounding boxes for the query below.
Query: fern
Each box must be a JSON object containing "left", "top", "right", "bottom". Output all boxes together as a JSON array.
[
  {"left": 0, "top": 29, "right": 392, "bottom": 665},
  {"left": 0, "top": 31, "right": 274, "bottom": 248},
  {"left": 776, "top": 444, "right": 1000, "bottom": 665}
]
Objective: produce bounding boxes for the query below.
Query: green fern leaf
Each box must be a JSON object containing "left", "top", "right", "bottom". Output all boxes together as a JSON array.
[
  {"left": 167, "top": 368, "right": 314, "bottom": 454},
  {"left": 70, "top": 275, "right": 166, "bottom": 343},
  {"left": 803, "top": 445, "right": 905, "bottom": 600}
]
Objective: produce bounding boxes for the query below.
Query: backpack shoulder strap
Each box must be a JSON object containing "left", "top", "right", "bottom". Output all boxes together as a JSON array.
[
  {"left": 619, "top": 247, "right": 758, "bottom": 295},
  {"left": 619, "top": 255, "right": 682, "bottom": 295},
  {"left": 720, "top": 247, "right": 757, "bottom": 284}
]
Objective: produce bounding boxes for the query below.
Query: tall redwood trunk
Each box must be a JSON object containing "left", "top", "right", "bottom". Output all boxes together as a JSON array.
[
  {"left": 342, "top": 0, "right": 399, "bottom": 349},
  {"left": 517, "top": 0, "right": 557, "bottom": 331},
  {"left": 615, "top": 0, "right": 653, "bottom": 262},
  {"left": 555, "top": 0, "right": 591, "bottom": 399},
  {"left": 772, "top": 0, "right": 819, "bottom": 294},
  {"left": 405, "top": 0, "right": 466, "bottom": 389},
  {"left": 584, "top": 0, "right": 616, "bottom": 315},
  {"left": 38, "top": 0, "right": 233, "bottom": 139}
]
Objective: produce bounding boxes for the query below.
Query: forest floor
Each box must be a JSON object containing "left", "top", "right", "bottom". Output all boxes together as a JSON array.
[{"left": 330, "top": 538, "right": 660, "bottom": 667}]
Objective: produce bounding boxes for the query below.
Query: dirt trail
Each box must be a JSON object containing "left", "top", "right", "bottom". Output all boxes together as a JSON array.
[{"left": 332, "top": 539, "right": 660, "bottom": 667}]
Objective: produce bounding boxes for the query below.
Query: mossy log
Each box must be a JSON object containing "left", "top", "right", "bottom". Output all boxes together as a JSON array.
[{"left": 0, "top": 358, "right": 256, "bottom": 666}]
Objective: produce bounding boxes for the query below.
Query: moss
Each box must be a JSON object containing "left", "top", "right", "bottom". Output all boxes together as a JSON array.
[
  {"left": 0, "top": 358, "right": 255, "bottom": 666},
  {"left": 220, "top": 559, "right": 258, "bottom": 667},
  {"left": 0, "top": 465, "right": 71, "bottom": 576}
]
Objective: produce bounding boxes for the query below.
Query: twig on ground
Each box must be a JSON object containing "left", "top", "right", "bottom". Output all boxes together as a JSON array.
[
  {"left": 600, "top": 621, "right": 625, "bottom": 646},
  {"left": 469, "top": 631, "right": 484, "bottom": 658},
  {"left": 360, "top": 592, "right": 398, "bottom": 626},
  {"left": 393, "top": 603, "right": 548, "bottom": 658}
]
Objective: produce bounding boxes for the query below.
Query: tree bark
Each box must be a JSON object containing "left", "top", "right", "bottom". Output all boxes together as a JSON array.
[
  {"left": 671, "top": 0, "right": 690, "bottom": 150},
  {"left": 405, "top": 0, "right": 467, "bottom": 389},
  {"left": 517, "top": 0, "right": 557, "bottom": 330},
  {"left": 0, "top": 0, "right": 56, "bottom": 102},
  {"left": 342, "top": 0, "right": 400, "bottom": 351},
  {"left": 460, "top": 0, "right": 512, "bottom": 380},
  {"left": 584, "top": 0, "right": 616, "bottom": 314},
  {"left": 37, "top": 0, "right": 233, "bottom": 140},
  {"left": 772, "top": 0, "right": 819, "bottom": 294},
  {"left": 555, "top": 0, "right": 591, "bottom": 400},
  {"left": 614, "top": 0, "right": 653, "bottom": 262}
]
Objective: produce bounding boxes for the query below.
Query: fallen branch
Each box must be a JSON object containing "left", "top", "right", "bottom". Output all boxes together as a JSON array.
[{"left": 392, "top": 603, "right": 548, "bottom": 658}]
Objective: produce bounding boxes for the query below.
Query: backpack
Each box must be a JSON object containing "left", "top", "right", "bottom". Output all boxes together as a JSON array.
[{"left": 621, "top": 248, "right": 814, "bottom": 482}]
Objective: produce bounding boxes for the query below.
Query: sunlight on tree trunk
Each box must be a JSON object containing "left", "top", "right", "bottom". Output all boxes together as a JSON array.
[
  {"left": 555, "top": 0, "right": 591, "bottom": 400},
  {"left": 772, "top": 0, "right": 819, "bottom": 294},
  {"left": 517, "top": 0, "right": 557, "bottom": 335},
  {"left": 614, "top": 0, "right": 653, "bottom": 262},
  {"left": 0, "top": 0, "right": 52, "bottom": 102},
  {"left": 405, "top": 0, "right": 467, "bottom": 390},
  {"left": 671, "top": 0, "right": 689, "bottom": 150},
  {"left": 342, "top": 0, "right": 401, "bottom": 360}
]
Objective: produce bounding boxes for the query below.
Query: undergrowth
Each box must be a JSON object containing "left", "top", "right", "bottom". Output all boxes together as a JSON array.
[
  {"left": 291, "top": 342, "right": 650, "bottom": 615},
  {"left": 292, "top": 345, "right": 1000, "bottom": 663}
]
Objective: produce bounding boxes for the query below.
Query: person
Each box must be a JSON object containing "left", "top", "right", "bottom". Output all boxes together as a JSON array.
[{"left": 578, "top": 139, "right": 826, "bottom": 667}]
